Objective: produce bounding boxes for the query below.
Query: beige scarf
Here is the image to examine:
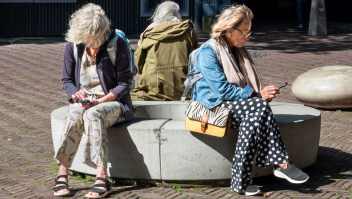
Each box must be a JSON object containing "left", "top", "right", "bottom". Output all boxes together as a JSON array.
[{"left": 216, "top": 37, "right": 261, "bottom": 92}]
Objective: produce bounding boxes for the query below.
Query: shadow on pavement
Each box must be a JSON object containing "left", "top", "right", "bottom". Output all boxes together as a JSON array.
[
  {"left": 255, "top": 146, "right": 352, "bottom": 194},
  {"left": 249, "top": 32, "right": 352, "bottom": 54}
]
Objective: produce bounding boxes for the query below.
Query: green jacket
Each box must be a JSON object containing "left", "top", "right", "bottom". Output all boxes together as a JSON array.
[{"left": 131, "top": 19, "right": 198, "bottom": 101}]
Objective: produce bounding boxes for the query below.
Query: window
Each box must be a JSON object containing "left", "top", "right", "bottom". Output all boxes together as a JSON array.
[{"left": 140, "top": 0, "right": 189, "bottom": 17}]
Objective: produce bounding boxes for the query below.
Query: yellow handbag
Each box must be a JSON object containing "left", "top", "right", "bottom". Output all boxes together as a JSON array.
[{"left": 185, "top": 101, "right": 232, "bottom": 137}]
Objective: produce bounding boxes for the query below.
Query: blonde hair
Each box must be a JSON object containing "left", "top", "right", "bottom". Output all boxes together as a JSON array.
[
  {"left": 211, "top": 5, "right": 253, "bottom": 40},
  {"left": 65, "top": 3, "right": 111, "bottom": 48},
  {"left": 151, "top": 1, "right": 182, "bottom": 22}
]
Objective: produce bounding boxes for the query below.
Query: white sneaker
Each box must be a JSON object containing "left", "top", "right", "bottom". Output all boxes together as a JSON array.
[{"left": 243, "top": 185, "right": 261, "bottom": 196}]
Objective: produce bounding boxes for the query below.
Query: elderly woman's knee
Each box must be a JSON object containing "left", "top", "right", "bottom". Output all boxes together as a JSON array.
[
  {"left": 66, "top": 104, "right": 85, "bottom": 121},
  {"left": 252, "top": 98, "right": 269, "bottom": 108},
  {"left": 83, "top": 107, "right": 104, "bottom": 121}
]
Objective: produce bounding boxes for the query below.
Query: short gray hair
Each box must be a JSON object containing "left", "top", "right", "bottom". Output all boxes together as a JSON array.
[
  {"left": 65, "top": 3, "right": 111, "bottom": 48},
  {"left": 151, "top": 1, "right": 182, "bottom": 22}
]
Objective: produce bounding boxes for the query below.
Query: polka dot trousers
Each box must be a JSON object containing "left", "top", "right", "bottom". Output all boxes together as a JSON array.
[{"left": 221, "top": 98, "right": 290, "bottom": 194}]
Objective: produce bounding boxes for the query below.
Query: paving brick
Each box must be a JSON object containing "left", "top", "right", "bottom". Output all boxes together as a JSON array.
[{"left": 166, "top": 192, "right": 183, "bottom": 198}]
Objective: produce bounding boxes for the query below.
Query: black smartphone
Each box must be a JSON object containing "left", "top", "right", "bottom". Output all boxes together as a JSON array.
[
  {"left": 277, "top": 82, "right": 288, "bottom": 89},
  {"left": 78, "top": 99, "right": 91, "bottom": 104}
]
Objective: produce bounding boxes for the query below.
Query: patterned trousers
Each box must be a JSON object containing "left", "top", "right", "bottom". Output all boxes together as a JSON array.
[
  {"left": 55, "top": 102, "right": 124, "bottom": 169},
  {"left": 221, "top": 98, "right": 290, "bottom": 194}
]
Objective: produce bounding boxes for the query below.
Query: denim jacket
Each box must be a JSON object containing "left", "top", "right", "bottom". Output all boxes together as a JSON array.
[{"left": 191, "top": 40, "right": 255, "bottom": 109}]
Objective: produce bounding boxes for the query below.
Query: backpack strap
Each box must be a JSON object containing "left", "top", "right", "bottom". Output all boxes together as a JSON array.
[
  {"left": 73, "top": 43, "right": 78, "bottom": 63},
  {"left": 207, "top": 39, "right": 221, "bottom": 63},
  {"left": 107, "top": 33, "right": 119, "bottom": 66},
  {"left": 115, "top": 31, "right": 130, "bottom": 46},
  {"left": 181, "top": 73, "right": 203, "bottom": 102},
  {"left": 181, "top": 39, "right": 221, "bottom": 102},
  {"left": 115, "top": 30, "right": 137, "bottom": 76}
]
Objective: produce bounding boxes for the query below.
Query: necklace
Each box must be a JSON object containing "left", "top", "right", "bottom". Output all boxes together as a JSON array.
[{"left": 84, "top": 49, "right": 96, "bottom": 67}]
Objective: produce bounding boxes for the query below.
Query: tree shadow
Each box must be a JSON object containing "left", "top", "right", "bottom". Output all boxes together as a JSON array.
[{"left": 246, "top": 30, "right": 352, "bottom": 54}]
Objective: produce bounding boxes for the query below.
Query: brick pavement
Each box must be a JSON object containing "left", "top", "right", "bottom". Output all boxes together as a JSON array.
[{"left": 0, "top": 27, "right": 352, "bottom": 199}]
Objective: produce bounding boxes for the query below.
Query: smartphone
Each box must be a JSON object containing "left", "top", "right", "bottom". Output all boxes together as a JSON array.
[
  {"left": 78, "top": 99, "right": 91, "bottom": 104},
  {"left": 277, "top": 82, "right": 288, "bottom": 89}
]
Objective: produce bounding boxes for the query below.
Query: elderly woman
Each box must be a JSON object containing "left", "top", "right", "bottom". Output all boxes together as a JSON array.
[
  {"left": 131, "top": 1, "right": 198, "bottom": 101},
  {"left": 52, "top": 3, "right": 133, "bottom": 198},
  {"left": 191, "top": 5, "right": 309, "bottom": 196}
]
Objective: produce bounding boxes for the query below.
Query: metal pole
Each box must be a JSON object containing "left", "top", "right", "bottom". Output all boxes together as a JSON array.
[{"left": 308, "top": 0, "right": 327, "bottom": 36}]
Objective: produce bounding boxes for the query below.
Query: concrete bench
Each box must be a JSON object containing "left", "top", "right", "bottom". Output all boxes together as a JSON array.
[{"left": 51, "top": 101, "right": 321, "bottom": 184}]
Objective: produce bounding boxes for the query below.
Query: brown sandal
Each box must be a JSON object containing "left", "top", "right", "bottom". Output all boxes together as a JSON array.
[
  {"left": 85, "top": 177, "right": 113, "bottom": 198},
  {"left": 52, "top": 175, "right": 70, "bottom": 197}
]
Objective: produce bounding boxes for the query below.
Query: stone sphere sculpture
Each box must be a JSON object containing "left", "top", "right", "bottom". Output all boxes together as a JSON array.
[{"left": 292, "top": 65, "right": 352, "bottom": 109}]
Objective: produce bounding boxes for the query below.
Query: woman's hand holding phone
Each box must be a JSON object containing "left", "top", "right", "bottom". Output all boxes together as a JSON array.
[{"left": 259, "top": 82, "right": 288, "bottom": 102}]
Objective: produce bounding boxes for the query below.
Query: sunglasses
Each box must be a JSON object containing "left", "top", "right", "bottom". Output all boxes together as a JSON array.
[{"left": 234, "top": 28, "right": 252, "bottom": 38}]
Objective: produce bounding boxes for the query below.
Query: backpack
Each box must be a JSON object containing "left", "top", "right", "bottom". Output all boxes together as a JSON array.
[
  {"left": 181, "top": 39, "right": 221, "bottom": 102},
  {"left": 73, "top": 29, "right": 138, "bottom": 91}
]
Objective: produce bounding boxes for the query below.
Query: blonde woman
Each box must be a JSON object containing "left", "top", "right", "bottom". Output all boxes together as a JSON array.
[
  {"left": 131, "top": 1, "right": 198, "bottom": 101},
  {"left": 52, "top": 3, "right": 133, "bottom": 198},
  {"left": 190, "top": 5, "right": 309, "bottom": 196}
]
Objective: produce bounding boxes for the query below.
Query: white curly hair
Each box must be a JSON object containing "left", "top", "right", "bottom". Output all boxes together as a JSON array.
[
  {"left": 151, "top": 1, "right": 182, "bottom": 22},
  {"left": 65, "top": 3, "right": 111, "bottom": 48}
]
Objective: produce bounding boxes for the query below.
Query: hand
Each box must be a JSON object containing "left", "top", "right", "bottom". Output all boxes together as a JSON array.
[
  {"left": 90, "top": 98, "right": 104, "bottom": 105},
  {"left": 259, "top": 86, "right": 280, "bottom": 101},
  {"left": 78, "top": 92, "right": 114, "bottom": 109},
  {"left": 79, "top": 99, "right": 103, "bottom": 110},
  {"left": 71, "top": 91, "right": 87, "bottom": 103}
]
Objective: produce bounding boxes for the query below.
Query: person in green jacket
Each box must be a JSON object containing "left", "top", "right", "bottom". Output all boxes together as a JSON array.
[{"left": 131, "top": 1, "right": 198, "bottom": 101}]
